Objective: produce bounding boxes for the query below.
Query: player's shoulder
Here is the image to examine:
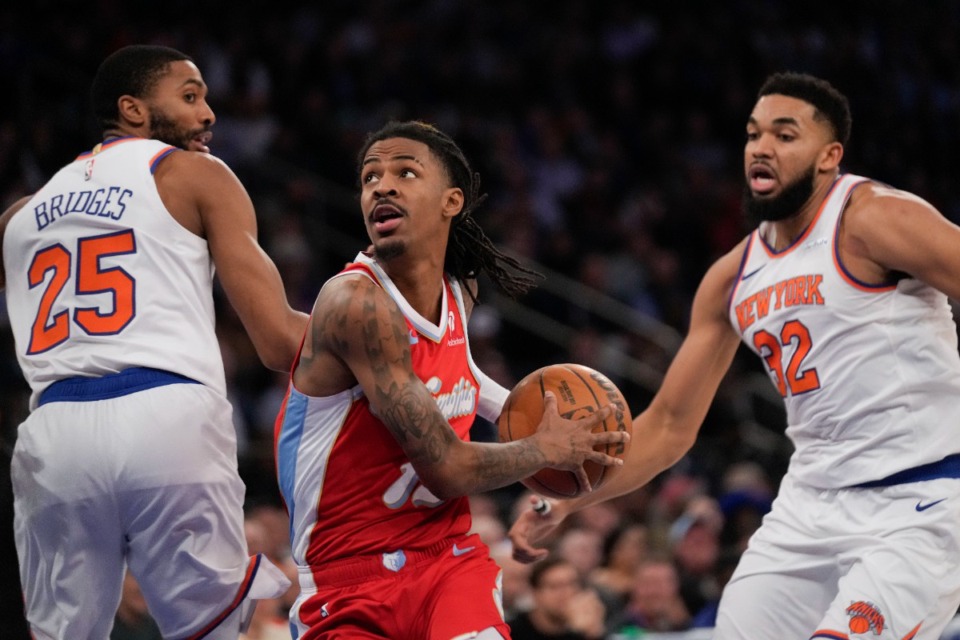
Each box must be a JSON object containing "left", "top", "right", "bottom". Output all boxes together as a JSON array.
[
  {"left": 692, "top": 236, "right": 751, "bottom": 316},
  {"left": 153, "top": 148, "right": 235, "bottom": 184},
  {"left": 317, "top": 269, "right": 385, "bottom": 310},
  {"left": 845, "top": 179, "right": 938, "bottom": 228}
]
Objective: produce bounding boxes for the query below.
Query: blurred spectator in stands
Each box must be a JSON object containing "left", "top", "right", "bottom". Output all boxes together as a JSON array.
[
  {"left": 508, "top": 557, "right": 607, "bottom": 640},
  {"left": 611, "top": 557, "right": 691, "bottom": 634}
]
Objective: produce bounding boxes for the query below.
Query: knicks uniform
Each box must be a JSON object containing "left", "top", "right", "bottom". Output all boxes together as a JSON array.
[
  {"left": 5, "top": 137, "right": 286, "bottom": 640},
  {"left": 275, "top": 253, "right": 509, "bottom": 640},
  {"left": 717, "top": 175, "right": 960, "bottom": 639}
]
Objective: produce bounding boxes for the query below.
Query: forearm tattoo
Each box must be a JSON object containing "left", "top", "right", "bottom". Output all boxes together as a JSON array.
[{"left": 318, "top": 277, "right": 549, "bottom": 492}]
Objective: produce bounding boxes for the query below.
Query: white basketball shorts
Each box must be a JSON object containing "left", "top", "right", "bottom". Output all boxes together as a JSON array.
[
  {"left": 12, "top": 379, "right": 286, "bottom": 639},
  {"left": 714, "top": 474, "right": 960, "bottom": 640}
]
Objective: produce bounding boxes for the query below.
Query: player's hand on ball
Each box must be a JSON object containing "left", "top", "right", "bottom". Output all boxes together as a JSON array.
[
  {"left": 499, "top": 363, "right": 632, "bottom": 498},
  {"left": 534, "top": 392, "right": 628, "bottom": 490}
]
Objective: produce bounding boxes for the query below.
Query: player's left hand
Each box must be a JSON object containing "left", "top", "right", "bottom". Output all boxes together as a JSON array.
[{"left": 508, "top": 495, "right": 566, "bottom": 563}]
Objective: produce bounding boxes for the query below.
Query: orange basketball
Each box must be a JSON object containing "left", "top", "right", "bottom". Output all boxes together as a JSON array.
[
  {"left": 498, "top": 363, "right": 632, "bottom": 499},
  {"left": 849, "top": 616, "right": 870, "bottom": 634}
]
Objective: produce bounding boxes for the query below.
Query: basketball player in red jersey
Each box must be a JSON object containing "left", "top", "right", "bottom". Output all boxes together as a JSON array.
[{"left": 274, "top": 121, "right": 629, "bottom": 639}]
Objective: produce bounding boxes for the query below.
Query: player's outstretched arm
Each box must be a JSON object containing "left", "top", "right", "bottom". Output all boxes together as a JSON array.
[
  {"left": 304, "top": 274, "right": 627, "bottom": 499},
  {"left": 156, "top": 152, "right": 308, "bottom": 372},
  {"left": 510, "top": 246, "right": 744, "bottom": 562}
]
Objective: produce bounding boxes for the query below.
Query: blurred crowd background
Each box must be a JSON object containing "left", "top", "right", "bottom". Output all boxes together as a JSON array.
[{"left": 2, "top": 1, "right": 960, "bottom": 637}]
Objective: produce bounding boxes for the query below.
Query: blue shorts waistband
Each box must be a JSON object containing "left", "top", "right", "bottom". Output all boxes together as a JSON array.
[
  {"left": 38, "top": 367, "right": 200, "bottom": 406},
  {"left": 854, "top": 453, "right": 960, "bottom": 488}
]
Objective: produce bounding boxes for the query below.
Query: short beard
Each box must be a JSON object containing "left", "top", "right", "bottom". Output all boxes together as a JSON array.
[
  {"left": 743, "top": 166, "right": 816, "bottom": 225},
  {"left": 373, "top": 239, "right": 406, "bottom": 261},
  {"left": 149, "top": 109, "right": 201, "bottom": 151}
]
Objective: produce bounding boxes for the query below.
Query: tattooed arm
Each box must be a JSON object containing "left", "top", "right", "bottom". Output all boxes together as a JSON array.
[{"left": 292, "top": 274, "right": 629, "bottom": 500}]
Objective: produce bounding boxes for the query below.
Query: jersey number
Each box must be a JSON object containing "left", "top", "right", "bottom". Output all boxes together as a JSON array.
[
  {"left": 28, "top": 230, "right": 136, "bottom": 354},
  {"left": 752, "top": 319, "right": 820, "bottom": 397},
  {"left": 383, "top": 462, "right": 443, "bottom": 509}
]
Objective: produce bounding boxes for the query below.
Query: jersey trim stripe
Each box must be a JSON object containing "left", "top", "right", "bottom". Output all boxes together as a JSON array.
[
  {"left": 853, "top": 452, "right": 960, "bottom": 488},
  {"left": 350, "top": 255, "right": 449, "bottom": 343},
  {"left": 185, "top": 554, "right": 261, "bottom": 639},
  {"left": 757, "top": 175, "right": 845, "bottom": 258},
  {"left": 149, "top": 146, "right": 179, "bottom": 174},
  {"left": 277, "top": 390, "right": 309, "bottom": 541},
  {"left": 74, "top": 136, "right": 139, "bottom": 160},
  {"left": 727, "top": 232, "right": 756, "bottom": 315},
  {"left": 37, "top": 366, "right": 199, "bottom": 406},
  {"left": 830, "top": 179, "right": 898, "bottom": 292}
]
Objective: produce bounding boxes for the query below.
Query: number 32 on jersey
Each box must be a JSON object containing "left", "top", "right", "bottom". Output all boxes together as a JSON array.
[
  {"left": 752, "top": 319, "right": 821, "bottom": 397},
  {"left": 27, "top": 229, "right": 136, "bottom": 354}
]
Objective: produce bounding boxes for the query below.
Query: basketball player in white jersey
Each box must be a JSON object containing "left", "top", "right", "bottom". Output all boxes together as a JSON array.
[
  {"left": 509, "top": 72, "right": 960, "bottom": 639},
  {"left": 0, "top": 45, "right": 307, "bottom": 638}
]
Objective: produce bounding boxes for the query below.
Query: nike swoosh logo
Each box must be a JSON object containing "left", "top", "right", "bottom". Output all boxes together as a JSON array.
[
  {"left": 452, "top": 543, "right": 476, "bottom": 557},
  {"left": 916, "top": 498, "right": 946, "bottom": 512},
  {"left": 741, "top": 264, "right": 766, "bottom": 281}
]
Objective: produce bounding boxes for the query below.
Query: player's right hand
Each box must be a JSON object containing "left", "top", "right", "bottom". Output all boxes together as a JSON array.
[{"left": 534, "top": 392, "right": 629, "bottom": 483}]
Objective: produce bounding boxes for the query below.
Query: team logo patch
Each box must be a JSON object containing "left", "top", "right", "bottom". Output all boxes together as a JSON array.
[
  {"left": 382, "top": 549, "right": 407, "bottom": 572},
  {"left": 846, "top": 601, "right": 885, "bottom": 635}
]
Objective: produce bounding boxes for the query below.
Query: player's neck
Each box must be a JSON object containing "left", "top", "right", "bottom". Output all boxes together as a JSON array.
[
  {"left": 381, "top": 257, "right": 446, "bottom": 325},
  {"left": 102, "top": 126, "right": 147, "bottom": 144},
  {"left": 767, "top": 174, "right": 838, "bottom": 250}
]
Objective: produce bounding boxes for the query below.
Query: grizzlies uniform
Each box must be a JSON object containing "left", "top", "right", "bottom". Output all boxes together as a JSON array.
[
  {"left": 275, "top": 253, "right": 509, "bottom": 640},
  {"left": 719, "top": 174, "right": 960, "bottom": 639},
  {"left": 6, "top": 137, "right": 286, "bottom": 639}
]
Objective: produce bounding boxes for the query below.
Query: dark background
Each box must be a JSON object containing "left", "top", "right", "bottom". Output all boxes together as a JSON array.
[{"left": 2, "top": 1, "right": 960, "bottom": 634}]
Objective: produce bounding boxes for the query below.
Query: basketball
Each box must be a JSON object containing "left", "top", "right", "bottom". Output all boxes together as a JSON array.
[{"left": 498, "top": 363, "right": 632, "bottom": 499}]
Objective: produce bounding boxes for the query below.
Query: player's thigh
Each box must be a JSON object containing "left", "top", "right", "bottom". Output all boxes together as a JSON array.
[
  {"left": 714, "top": 568, "right": 833, "bottom": 640},
  {"left": 120, "top": 385, "right": 249, "bottom": 638},
  {"left": 713, "top": 520, "right": 838, "bottom": 640},
  {"left": 12, "top": 404, "right": 127, "bottom": 639},
  {"left": 16, "top": 496, "right": 126, "bottom": 640},
  {"left": 421, "top": 546, "right": 511, "bottom": 640},
  {"left": 820, "top": 508, "right": 960, "bottom": 639}
]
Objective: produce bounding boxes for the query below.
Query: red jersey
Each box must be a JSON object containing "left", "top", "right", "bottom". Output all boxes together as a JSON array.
[{"left": 275, "top": 253, "right": 482, "bottom": 567}]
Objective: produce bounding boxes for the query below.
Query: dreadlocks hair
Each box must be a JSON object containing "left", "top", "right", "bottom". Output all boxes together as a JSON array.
[
  {"left": 758, "top": 72, "right": 852, "bottom": 147},
  {"left": 357, "top": 120, "right": 542, "bottom": 302},
  {"left": 91, "top": 45, "right": 193, "bottom": 132}
]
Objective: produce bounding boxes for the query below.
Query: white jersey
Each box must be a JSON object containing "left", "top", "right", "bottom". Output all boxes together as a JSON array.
[
  {"left": 3, "top": 137, "right": 225, "bottom": 407},
  {"left": 728, "top": 173, "right": 960, "bottom": 489}
]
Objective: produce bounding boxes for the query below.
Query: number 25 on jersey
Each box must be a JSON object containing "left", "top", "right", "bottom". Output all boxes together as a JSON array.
[{"left": 27, "top": 229, "right": 136, "bottom": 354}]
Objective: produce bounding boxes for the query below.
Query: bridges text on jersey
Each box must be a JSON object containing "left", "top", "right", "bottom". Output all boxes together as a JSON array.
[{"left": 33, "top": 187, "right": 133, "bottom": 231}]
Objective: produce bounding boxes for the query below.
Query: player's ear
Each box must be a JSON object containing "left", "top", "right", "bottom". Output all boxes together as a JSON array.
[
  {"left": 117, "top": 95, "right": 148, "bottom": 128},
  {"left": 818, "top": 141, "right": 843, "bottom": 172},
  {"left": 442, "top": 187, "right": 464, "bottom": 220}
]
